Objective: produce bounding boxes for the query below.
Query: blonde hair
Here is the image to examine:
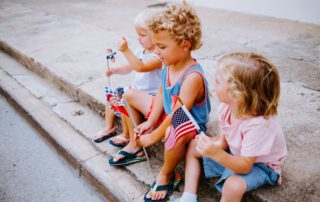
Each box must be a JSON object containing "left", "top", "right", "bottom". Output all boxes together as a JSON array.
[
  {"left": 218, "top": 52, "right": 280, "bottom": 117},
  {"left": 134, "top": 8, "right": 161, "bottom": 29},
  {"left": 148, "top": 1, "right": 202, "bottom": 50}
]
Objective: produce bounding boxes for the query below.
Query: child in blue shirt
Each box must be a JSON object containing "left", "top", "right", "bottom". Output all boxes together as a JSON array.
[{"left": 109, "top": 2, "right": 211, "bottom": 201}]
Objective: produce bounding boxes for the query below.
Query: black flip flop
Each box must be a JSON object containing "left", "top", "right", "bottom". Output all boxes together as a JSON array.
[
  {"left": 109, "top": 137, "right": 129, "bottom": 148},
  {"left": 144, "top": 171, "right": 182, "bottom": 202},
  {"left": 93, "top": 131, "right": 117, "bottom": 143},
  {"left": 109, "top": 149, "right": 146, "bottom": 166}
]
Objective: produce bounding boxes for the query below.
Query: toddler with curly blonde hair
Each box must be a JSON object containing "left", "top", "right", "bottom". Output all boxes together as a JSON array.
[{"left": 132, "top": 1, "right": 211, "bottom": 201}]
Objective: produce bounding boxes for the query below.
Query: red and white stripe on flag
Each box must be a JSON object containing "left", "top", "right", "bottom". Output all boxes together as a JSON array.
[{"left": 165, "top": 105, "right": 200, "bottom": 150}]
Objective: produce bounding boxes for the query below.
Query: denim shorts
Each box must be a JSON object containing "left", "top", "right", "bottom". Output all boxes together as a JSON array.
[{"left": 203, "top": 157, "right": 279, "bottom": 192}]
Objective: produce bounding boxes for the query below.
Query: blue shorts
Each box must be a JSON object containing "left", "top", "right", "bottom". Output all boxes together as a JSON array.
[{"left": 203, "top": 157, "right": 279, "bottom": 192}]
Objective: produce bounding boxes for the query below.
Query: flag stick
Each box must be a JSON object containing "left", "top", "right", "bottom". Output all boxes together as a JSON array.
[
  {"left": 107, "top": 59, "right": 111, "bottom": 88},
  {"left": 122, "top": 98, "right": 152, "bottom": 168}
]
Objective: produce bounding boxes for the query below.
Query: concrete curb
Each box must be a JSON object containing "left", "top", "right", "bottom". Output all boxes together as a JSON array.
[
  {"left": 0, "top": 65, "right": 147, "bottom": 202},
  {"left": 0, "top": 39, "right": 105, "bottom": 116}
]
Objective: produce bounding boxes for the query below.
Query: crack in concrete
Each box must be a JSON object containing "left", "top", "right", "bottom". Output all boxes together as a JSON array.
[
  {"left": 78, "top": 164, "right": 82, "bottom": 178},
  {"left": 197, "top": 52, "right": 225, "bottom": 60},
  {"left": 288, "top": 56, "right": 304, "bottom": 61},
  {"left": 77, "top": 76, "right": 96, "bottom": 87},
  {"left": 311, "top": 43, "right": 320, "bottom": 49},
  {"left": 301, "top": 84, "right": 320, "bottom": 92},
  {"left": 81, "top": 153, "right": 101, "bottom": 163}
]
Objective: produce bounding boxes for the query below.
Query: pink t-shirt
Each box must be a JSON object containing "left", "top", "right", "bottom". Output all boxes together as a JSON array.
[{"left": 218, "top": 103, "right": 287, "bottom": 175}]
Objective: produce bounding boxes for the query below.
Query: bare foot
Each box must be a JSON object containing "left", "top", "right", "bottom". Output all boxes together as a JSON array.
[
  {"left": 112, "top": 145, "right": 144, "bottom": 162},
  {"left": 147, "top": 171, "right": 175, "bottom": 201},
  {"left": 92, "top": 127, "right": 116, "bottom": 143},
  {"left": 109, "top": 134, "right": 129, "bottom": 147}
]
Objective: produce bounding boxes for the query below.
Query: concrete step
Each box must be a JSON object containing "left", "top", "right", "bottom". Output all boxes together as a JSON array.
[
  {"left": 0, "top": 51, "right": 149, "bottom": 201},
  {"left": 0, "top": 50, "right": 220, "bottom": 201},
  {"left": 0, "top": 1, "right": 319, "bottom": 201},
  {"left": 1, "top": 39, "right": 319, "bottom": 202}
]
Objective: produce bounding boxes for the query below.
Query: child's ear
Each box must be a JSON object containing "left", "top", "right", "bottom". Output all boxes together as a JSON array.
[{"left": 182, "top": 40, "right": 191, "bottom": 51}]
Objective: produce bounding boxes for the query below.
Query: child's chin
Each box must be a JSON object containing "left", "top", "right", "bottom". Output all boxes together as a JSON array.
[{"left": 161, "top": 60, "right": 168, "bottom": 66}]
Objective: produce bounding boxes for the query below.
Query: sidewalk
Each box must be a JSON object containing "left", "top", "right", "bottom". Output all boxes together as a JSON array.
[{"left": 0, "top": 0, "right": 319, "bottom": 201}]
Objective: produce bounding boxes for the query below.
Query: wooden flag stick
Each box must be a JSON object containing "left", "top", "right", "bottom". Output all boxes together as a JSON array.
[
  {"left": 107, "top": 59, "right": 111, "bottom": 88},
  {"left": 122, "top": 98, "right": 152, "bottom": 168}
]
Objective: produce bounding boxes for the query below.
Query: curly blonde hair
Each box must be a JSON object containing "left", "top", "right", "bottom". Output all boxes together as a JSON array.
[
  {"left": 147, "top": 1, "right": 202, "bottom": 50},
  {"left": 218, "top": 52, "right": 280, "bottom": 118}
]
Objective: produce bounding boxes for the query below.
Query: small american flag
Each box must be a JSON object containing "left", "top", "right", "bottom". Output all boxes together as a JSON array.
[
  {"left": 105, "top": 86, "right": 129, "bottom": 117},
  {"left": 165, "top": 105, "right": 200, "bottom": 150}
]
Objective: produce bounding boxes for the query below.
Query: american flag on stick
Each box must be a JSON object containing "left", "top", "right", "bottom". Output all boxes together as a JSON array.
[
  {"left": 165, "top": 105, "right": 200, "bottom": 150},
  {"left": 109, "top": 97, "right": 129, "bottom": 117},
  {"left": 105, "top": 86, "right": 128, "bottom": 117}
]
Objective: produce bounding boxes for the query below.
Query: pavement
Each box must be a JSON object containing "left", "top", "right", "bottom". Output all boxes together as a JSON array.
[
  {"left": 0, "top": 0, "right": 319, "bottom": 201},
  {"left": 0, "top": 94, "right": 104, "bottom": 202}
]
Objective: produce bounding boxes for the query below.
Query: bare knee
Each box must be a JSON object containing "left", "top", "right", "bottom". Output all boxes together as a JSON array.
[
  {"left": 123, "top": 88, "right": 135, "bottom": 103},
  {"left": 164, "top": 134, "right": 195, "bottom": 156},
  {"left": 173, "top": 133, "right": 194, "bottom": 149},
  {"left": 186, "top": 139, "right": 201, "bottom": 158},
  {"left": 221, "top": 175, "right": 246, "bottom": 202}
]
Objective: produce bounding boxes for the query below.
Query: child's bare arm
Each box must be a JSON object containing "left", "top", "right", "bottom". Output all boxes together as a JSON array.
[
  {"left": 135, "top": 87, "right": 165, "bottom": 146},
  {"left": 197, "top": 133, "right": 256, "bottom": 174},
  {"left": 217, "top": 135, "right": 228, "bottom": 150},
  {"left": 178, "top": 72, "right": 204, "bottom": 110},
  {"left": 105, "top": 64, "right": 132, "bottom": 77},
  {"left": 137, "top": 114, "right": 172, "bottom": 147},
  {"left": 137, "top": 72, "right": 204, "bottom": 146},
  {"left": 119, "top": 37, "right": 162, "bottom": 72}
]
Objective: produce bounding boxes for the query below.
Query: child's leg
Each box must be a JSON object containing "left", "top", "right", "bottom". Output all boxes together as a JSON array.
[
  {"left": 149, "top": 129, "right": 194, "bottom": 200},
  {"left": 109, "top": 115, "right": 130, "bottom": 146},
  {"left": 104, "top": 103, "right": 115, "bottom": 130},
  {"left": 124, "top": 88, "right": 153, "bottom": 116},
  {"left": 93, "top": 104, "right": 116, "bottom": 141},
  {"left": 112, "top": 89, "right": 152, "bottom": 161},
  {"left": 184, "top": 139, "right": 202, "bottom": 194},
  {"left": 221, "top": 175, "right": 246, "bottom": 202}
]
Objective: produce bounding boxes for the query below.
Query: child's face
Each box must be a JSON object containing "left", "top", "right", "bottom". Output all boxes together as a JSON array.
[
  {"left": 215, "top": 65, "right": 231, "bottom": 104},
  {"left": 151, "top": 30, "right": 187, "bottom": 66},
  {"left": 135, "top": 26, "right": 154, "bottom": 50}
]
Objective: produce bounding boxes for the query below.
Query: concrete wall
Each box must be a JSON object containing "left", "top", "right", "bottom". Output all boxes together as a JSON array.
[{"left": 164, "top": 0, "right": 320, "bottom": 25}]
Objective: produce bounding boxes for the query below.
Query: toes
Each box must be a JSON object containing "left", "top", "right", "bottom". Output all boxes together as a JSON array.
[
  {"left": 113, "top": 154, "right": 123, "bottom": 162},
  {"left": 152, "top": 191, "right": 166, "bottom": 200},
  {"left": 159, "top": 191, "right": 166, "bottom": 200}
]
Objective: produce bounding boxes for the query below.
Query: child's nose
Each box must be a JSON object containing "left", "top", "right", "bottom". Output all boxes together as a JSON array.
[{"left": 154, "top": 48, "right": 160, "bottom": 56}]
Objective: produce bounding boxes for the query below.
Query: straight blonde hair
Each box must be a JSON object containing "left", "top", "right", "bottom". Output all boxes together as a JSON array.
[{"left": 218, "top": 52, "right": 280, "bottom": 118}]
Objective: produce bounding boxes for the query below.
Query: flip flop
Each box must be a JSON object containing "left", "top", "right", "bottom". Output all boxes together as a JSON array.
[
  {"left": 109, "top": 148, "right": 146, "bottom": 166},
  {"left": 109, "top": 135, "right": 129, "bottom": 148},
  {"left": 144, "top": 171, "right": 182, "bottom": 202},
  {"left": 93, "top": 127, "right": 117, "bottom": 143}
]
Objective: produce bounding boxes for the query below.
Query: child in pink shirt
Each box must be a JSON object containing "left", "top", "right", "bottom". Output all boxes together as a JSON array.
[{"left": 179, "top": 52, "right": 287, "bottom": 202}]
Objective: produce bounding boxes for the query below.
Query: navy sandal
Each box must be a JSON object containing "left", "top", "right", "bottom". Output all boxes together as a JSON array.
[
  {"left": 109, "top": 148, "right": 146, "bottom": 166},
  {"left": 144, "top": 171, "right": 182, "bottom": 202},
  {"left": 93, "top": 127, "right": 117, "bottom": 143},
  {"left": 109, "top": 135, "right": 129, "bottom": 148}
]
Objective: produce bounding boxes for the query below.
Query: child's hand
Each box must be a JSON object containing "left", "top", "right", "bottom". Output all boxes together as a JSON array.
[
  {"left": 105, "top": 68, "right": 114, "bottom": 77},
  {"left": 134, "top": 120, "right": 154, "bottom": 139},
  {"left": 118, "top": 37, "right": 128, "bottom": 53},
  {"left": 196, "top": 132, "right": 222, "bottom": 158},
  {"left": 136, "top": 132, "right": 152, "bottom": 147}
]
